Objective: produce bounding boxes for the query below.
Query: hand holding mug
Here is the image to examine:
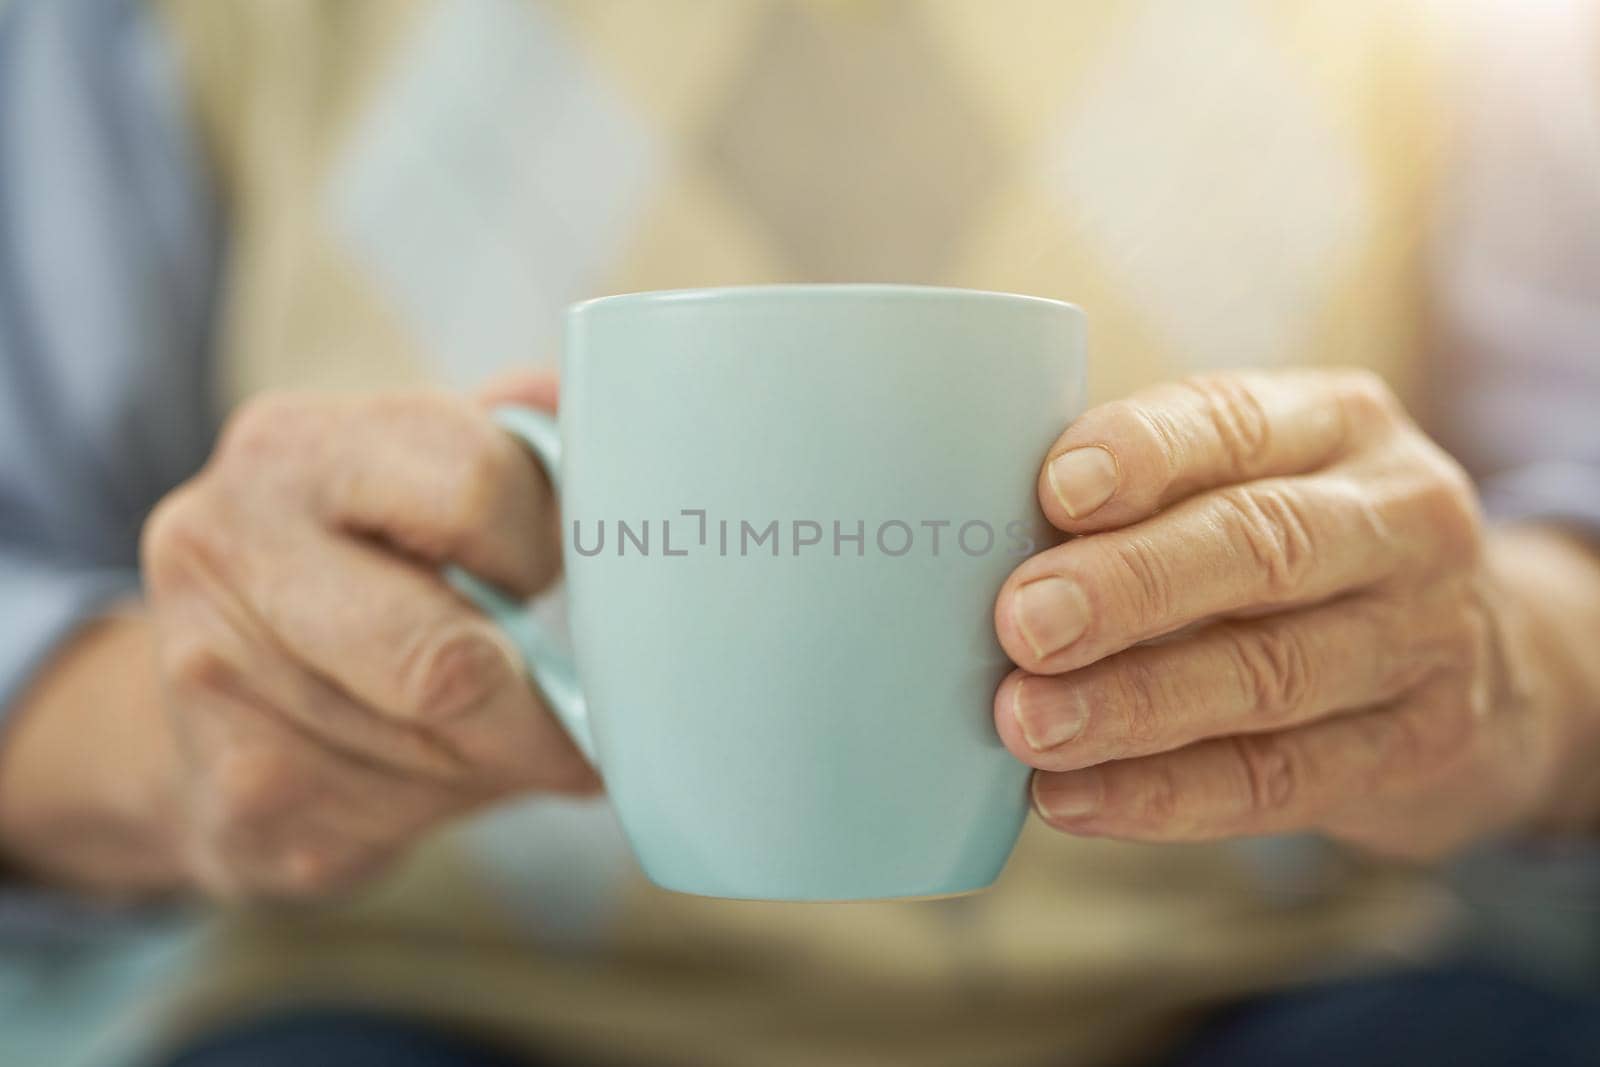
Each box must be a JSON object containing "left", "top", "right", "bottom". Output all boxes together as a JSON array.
[
  {"left": 141, "top": 380, "right": 595, "bottom": 898},
  {"left": 996, "top": 369, "right": 1569, "bottom": 861}
]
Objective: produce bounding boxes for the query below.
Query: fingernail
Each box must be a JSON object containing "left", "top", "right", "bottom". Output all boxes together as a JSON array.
[
  {"left": 1012, "top": 678, "right": 1089, "bottom": 751},
  {"left": 1034, "top": 768, "right": 1104, "bottom": 821},
  {"left": 1011, "top": 577, "right": 1091, "bottom": 659},
  {"left": 1047, "top": 447, "right": 1118, "bottom": 519}
]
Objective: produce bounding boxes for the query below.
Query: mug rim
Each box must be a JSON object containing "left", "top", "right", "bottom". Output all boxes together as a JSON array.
[{"left": 568, "top": 283, "right": 1082, "bottom": 320}]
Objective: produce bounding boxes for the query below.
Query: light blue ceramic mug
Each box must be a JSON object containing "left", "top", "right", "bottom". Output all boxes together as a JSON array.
[{"left": 456, "top": 285, "right": 1084, "bottom": 900}]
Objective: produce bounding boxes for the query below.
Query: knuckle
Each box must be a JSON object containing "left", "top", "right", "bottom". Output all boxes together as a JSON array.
[
  {"left": 1180, "top": 374, "right": 1273, "bottom": 473},
  {"left": 1230, "top": 734, "right": 1300, "bottom": 818},
  {"left": 1110, "top": 660, "right": 1167, "bottom": 748},
  {"left": 1120, "top": 400, "right": 1187, "bottom": 498},
  {"left": 141, "top": 488, "right": 222, "bottom": 591},
  {"left": 1131, "top": 762, "right": 1184, "bottom": 827},
  {"left": 162, "top": 634, "right": 236, "bottom": 693},
  {"left": 1333, "top": 368, "right": 1402, "bottom": 433},
  {"left": 1103, "top": 535, "right": 1177, "bottom": 635},
  {"left": 217, "top": 391, "right": 319, "bottom": 467},
  {"left": 399, "top": 625, "right": 509, "bottom": 720},
  {"left": 1216, "top": 484, "right": 1318, "bottom": 599},
  {"left": 1371, "top": 598, "right": 1441, "bottom": 695},
  {"left": 1414, "top": 452, "right": 1484, "bottom": 569},
  {"left": 1347, "top": 484, "right": 1403, "bottom": 567},
  {"left": 1229, "top": 622, "right": 1314, "bottom": 723}
]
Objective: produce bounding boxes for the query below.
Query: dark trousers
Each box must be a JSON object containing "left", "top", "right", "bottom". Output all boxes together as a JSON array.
[{"left": 161, "top": 965, "right": 1600, "bottom": 1067}]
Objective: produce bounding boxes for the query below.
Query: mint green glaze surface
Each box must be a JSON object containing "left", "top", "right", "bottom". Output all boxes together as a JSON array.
[{"left": 481, "top": 285, "right": 1084, "bottom": 900}]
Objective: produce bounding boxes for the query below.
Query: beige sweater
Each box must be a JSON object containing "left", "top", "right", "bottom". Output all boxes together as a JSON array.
[{"left": 144, "top": 3, "right": 1466, "bottom": 1064}]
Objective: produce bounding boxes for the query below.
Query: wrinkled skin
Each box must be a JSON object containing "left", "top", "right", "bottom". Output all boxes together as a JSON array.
[
  {"left": 140, "top": 376, "right": 597, "bottom": 897},
  {"left": 122, "top": 367, "right": 1600, "bottom": 899},
  {"left": 993, "top": 368, "right": 1567, "bottom": 861}
]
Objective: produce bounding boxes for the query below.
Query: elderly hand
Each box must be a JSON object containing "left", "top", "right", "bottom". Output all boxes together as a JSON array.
[
  {"left": 993, "top": 369, "right": 1599, "bottom": 861},
  {"left": 140, "top": 377, "right": 595, "bottom": 898}
]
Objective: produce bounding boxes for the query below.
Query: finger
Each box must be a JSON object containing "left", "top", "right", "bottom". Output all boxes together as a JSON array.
[
  {"left": 155, "top": 496, "right": 520, "bottom": 726},
  {"left": 146, "top": 490, "right": 599, "bottom": 792},
  {"left": 217, "top": 391, "right": 559, "bottom": 597},
  {"left": 252, "top": 525, "right": 598, "bottom": 791},
  {"left": 996, "top": 592, "right": 1461, "bottom": 771},
  {"left": 325, "top": 392, "right": 560, "bottom": 595},
  {"left": 476, "top": 369, "right": 560, "bottom": 411},
  {"left": 179, "top": 691, "right": 482, "bottom": 898},
  {"left": 996, "top": 471, "right": 1424, "bottom": 674},
  {"left": 1031, "top": 680, "right": 1477, "bottom": 842},
  {"left": 1037, "top": 369, "right": 1398, "bottom": 533},
  {"left": 246, "top": 526, "right": 589, "bottom": 782},
  {"left": 154, "top": 586, "right": 468, "bottom": 782}
]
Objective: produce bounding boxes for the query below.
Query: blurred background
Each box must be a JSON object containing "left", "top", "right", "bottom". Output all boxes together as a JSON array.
[{"left": 2, "top": 2, "right": 1599, "bottom": 1066}]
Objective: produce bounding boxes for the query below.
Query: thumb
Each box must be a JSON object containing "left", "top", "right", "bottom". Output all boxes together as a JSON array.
[{"left": 477, "top": 369, "right": 560, "bottom": 412}]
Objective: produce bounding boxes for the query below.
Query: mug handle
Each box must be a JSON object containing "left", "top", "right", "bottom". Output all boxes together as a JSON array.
[{"left": 445, "top": 405, "right": 596, "bottom": 764}]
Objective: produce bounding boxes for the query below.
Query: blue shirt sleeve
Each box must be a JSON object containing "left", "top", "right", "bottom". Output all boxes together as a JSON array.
[
  {"left": 0, "top": 0, "right": 220, "bottom": 716},
  {"left": 0, "top": 0, "right": 220, "bottom": 926}
]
